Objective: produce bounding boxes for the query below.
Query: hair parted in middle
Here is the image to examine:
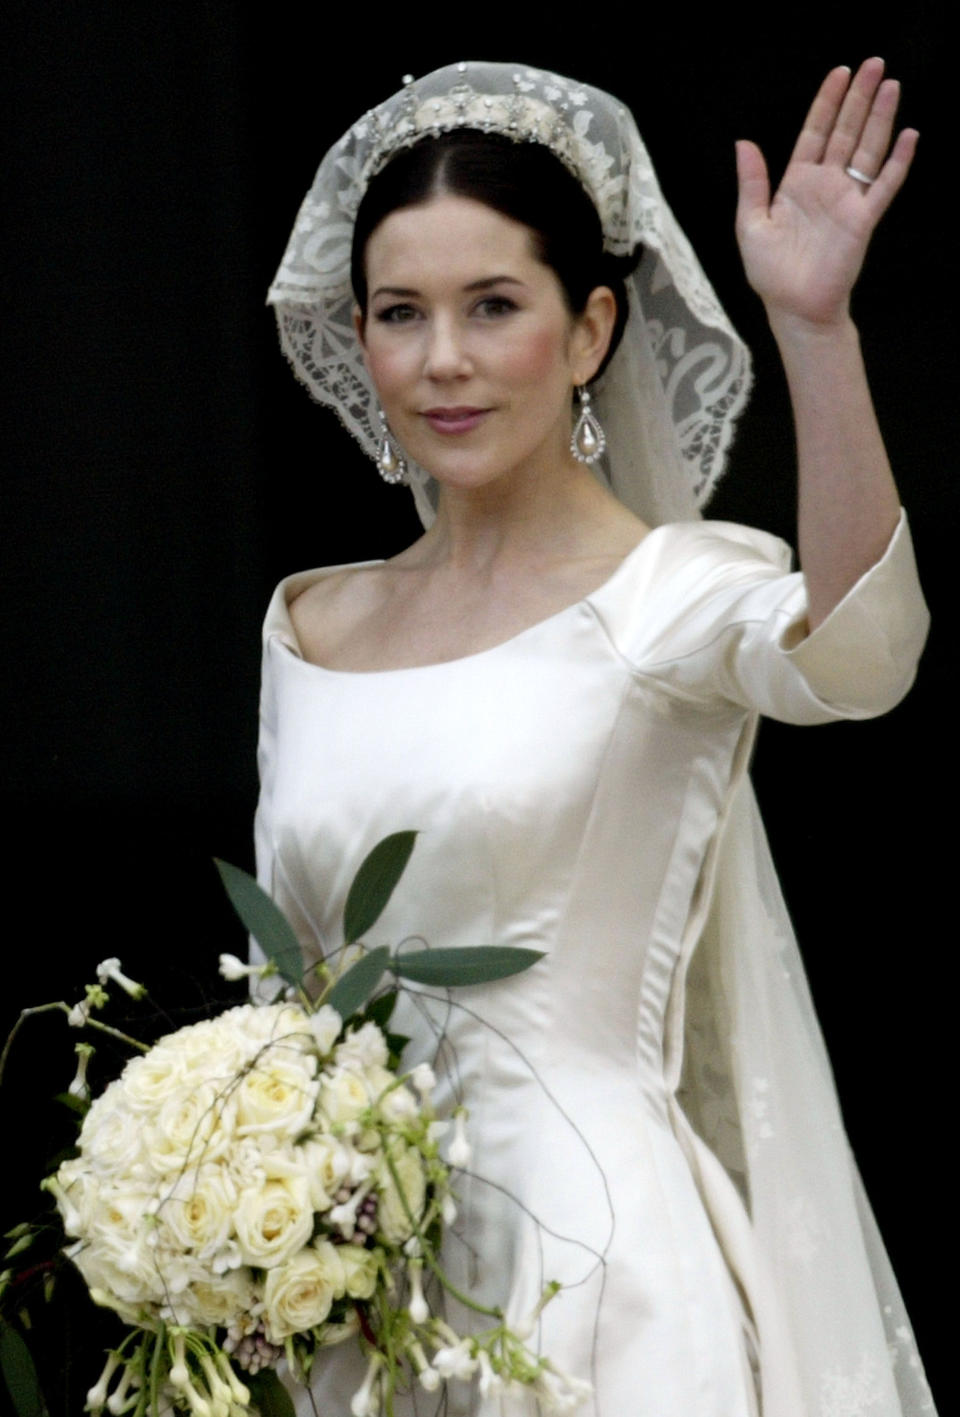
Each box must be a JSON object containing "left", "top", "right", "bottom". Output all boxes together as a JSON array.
[{"left": 350, "top": 129, "right": 642, "bottom": 381}]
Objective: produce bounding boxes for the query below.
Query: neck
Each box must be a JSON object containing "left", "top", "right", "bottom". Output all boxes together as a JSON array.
[{"left": 420, "top": 457, "right": 614, "bottom": 571}]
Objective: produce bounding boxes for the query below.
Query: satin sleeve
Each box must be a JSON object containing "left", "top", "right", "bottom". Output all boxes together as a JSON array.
[{"left": 597, "top": 510, "right": 929, "bottom": 724}]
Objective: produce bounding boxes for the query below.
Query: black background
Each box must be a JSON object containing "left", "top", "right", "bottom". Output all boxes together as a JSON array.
[{"left": 1, "top": 4, "right": 951, "bottom": 1411}]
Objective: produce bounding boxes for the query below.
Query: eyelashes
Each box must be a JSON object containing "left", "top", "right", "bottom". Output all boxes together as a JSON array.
[{"left": 372, "top": 295, "right": 521, "bottom": 325}]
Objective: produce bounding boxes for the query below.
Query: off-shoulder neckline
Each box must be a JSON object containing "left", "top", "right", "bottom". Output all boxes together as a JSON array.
[
  {"left": 271, "top": 529, "right": 668, "bottom": 677},
  {"left": 265, "top": 520, "right": 788, "bottom": 678}
]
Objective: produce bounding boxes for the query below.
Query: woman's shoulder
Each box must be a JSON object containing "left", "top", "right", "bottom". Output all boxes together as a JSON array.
[
  {"left": 262, "top": 559, "right": 386, "bottom": 658},
  {"left": 644, "top": 518, "right": 793, "bottom": 574}
]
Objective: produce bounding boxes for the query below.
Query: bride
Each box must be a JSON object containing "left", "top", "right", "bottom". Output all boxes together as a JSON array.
[{"left": 257, "top": 59, "right": 935, "bottom": 1415}]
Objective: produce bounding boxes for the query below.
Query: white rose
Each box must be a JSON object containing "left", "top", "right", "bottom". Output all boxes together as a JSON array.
[
  {"left": 319, "top": 1068, "right": 371, "bottom": 1130},
  {"left": 299, "top": 1135, "right": 351, "bottom": 1211},
  {"left": 79, "top": 1088, "right": 148, "bottom": 1176},
  {"left": 233, "top": 1171, "right": 314, "bottom": 1269},
  {"left": 76, "top": 1185, "right": 164, "bottom": 1304},
  {"left": 241, "top": 1002, "right": 314, "bottom": 1053},
  {"left": 364, "top": 1065, "right": 419, "bottom": 1123},
  {"left": 338, "top": 1245, "right": 380, "bottom": 1300},
  {"left": 145, "top": 1081, "right": 237, "bottom": 1173},
  {"left": 308, "top": 1005, "right": 343, "bottom": 1057},
  {"left": 334, "top": 1022, "right": 388, "bottom": 1072},
  {"left": 262, "top": 1241, "right": 345, "bottom": 1341},
  {"left": 51, "top": 1157, "right": 98, "bottom": 1235},
  {"left": 191, "top": 1017, "right": 257, "bottom": 1081},
  {"left": 177, "top": 1268, "right": 258, "bottom": 1328},
  {"left": 235, "top": 1052, "right": 319, "bottom": 1139},
  {"left": 120, "top": 1047, "right": 187, "bottom": 1112},
  {"left": 158, "top": 1164, "right": 236, "bottom": 1259},
  {"left": 376, "top": 1145, "right": 426, "bottom": 1246}
]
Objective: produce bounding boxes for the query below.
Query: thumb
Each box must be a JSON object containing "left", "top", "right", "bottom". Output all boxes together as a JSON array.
[{"left": 735, "top": 139, "right": 770, "bottom": 229}]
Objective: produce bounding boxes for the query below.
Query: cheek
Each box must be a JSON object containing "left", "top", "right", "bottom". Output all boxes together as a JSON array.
[
  {"left": 361, "top": 340, "right": 415, "bottom": 402},
  {"left": 500, "top": 323, "right": 573, "bottom": 388}
]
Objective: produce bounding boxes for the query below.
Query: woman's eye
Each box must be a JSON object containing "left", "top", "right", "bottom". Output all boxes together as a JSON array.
[
  {"left": 475, "top": 296, "right": 518, "bottom": 318},
  {"left": 374, "top": 303, "right": 419, "bottom": 324}
]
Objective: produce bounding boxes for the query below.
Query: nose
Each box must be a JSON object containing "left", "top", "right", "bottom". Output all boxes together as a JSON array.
[{"left": 423, "top": 314, "right": 471, "bottom": 380}]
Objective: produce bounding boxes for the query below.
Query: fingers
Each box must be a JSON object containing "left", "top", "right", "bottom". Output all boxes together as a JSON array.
[
  {"left": 824, "top": 57, "right": 896, "bottom": 172},
  {"left": 867, "top": 126, "right": 919, "bottom": 216},
  {"left": 789, "top": 65, "right": 854, "bottom": 166},
  {"left": 790, "top": 58, "right": 908, "bottom": 182}
]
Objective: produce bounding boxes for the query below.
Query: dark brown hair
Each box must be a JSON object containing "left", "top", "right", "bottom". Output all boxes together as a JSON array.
[{"left": 351, "top": 130, "right": 640, "bottom": 379}]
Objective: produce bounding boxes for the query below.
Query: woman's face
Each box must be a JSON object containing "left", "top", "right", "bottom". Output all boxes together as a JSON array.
[{"left": 356, "top": 195, "right": 611, "bottom": 494}]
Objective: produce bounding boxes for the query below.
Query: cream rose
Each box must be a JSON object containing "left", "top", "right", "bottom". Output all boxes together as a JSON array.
[
  {"left": 299, "top": 1135, "right": 351, "bottom": 1211},
  {"left": 233, "top": 1170, "right": 313, "bottom": 1268},
  {"left": 319, "top": 1067, "right": 371, "bottom": 1130},
  {"left": 376, "top": 1145, "right": 426, "bottom": 1245},
  {"left": 177, "top": 1268, "right": 258, "bottom": 1328},
  {"left": 235, "top": 1052, "right": 319, "bottom": 1139},
  {"left": 338, "top": 1245, "right": 380, "bottom": 1300},
  {"left": 262, "top": 1241, "right": 346, "bottom": 1341},
  {"left": 334, "top": 1022, "right": 388, "bottom": 1072},
  {"left": 145, "top": 1081, "right": 237, "bottom": 1173},
  {"left": 159, "top": 1164, "right": 236, "bottom": 1258},
  {"left": 364, "top": 1064, "right": 419, "bottom": 1123},
  {"left": 79, "top": 1088, "right": 148, "bottom": 1175},
  {"left": 120, "top": 1046, "right": 187, "bottom": 1112},
  {"left": 75, "top": 1186, "right": 165, "bottom": 1304},
  {"left": 241, "top": 1002, "right": 315, "bottom": 1053}
]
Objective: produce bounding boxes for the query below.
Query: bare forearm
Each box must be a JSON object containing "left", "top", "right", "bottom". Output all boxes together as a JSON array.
[{"left": 769, "top": 311, "right": 900, "bottom": 629}]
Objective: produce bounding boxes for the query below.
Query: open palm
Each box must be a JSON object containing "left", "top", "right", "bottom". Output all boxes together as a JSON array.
[{"left": 735, "top": 59, "right": 917, "bottom": 327}]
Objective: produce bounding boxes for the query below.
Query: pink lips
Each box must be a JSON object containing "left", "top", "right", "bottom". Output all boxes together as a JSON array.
[{"left": 422, "top": 406, "right": 489, "bottom": 435}]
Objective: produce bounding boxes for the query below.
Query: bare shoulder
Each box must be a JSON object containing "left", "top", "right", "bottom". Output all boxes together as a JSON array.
[{"left": 289, "top": 563, "right": 392, "bottom": 665}]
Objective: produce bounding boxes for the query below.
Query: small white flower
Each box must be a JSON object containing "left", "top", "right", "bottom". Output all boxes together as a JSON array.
[
  {"left": 96, "top": 958, "right": 146, "bottom": 1000},
  {"left": 477, "top": 1350, "right": 504, "bottom": 1399},
  {"left": 67, "top": 983, "right": 108, "bottom": 1027},
  {"left": 432, "top": 1338, "right": 478, "bottom": 1381},
  {"left": 408, "top": 1062, "right": 436, "bottom": 1097},
  {"left": 68, "top": 998, "right": 93, "bottom": 1028},
  {"left": 447, "top": 1109, "right": 471, "bottom": 1169},
  {"left": 350, "top": 1354, "right": 382, "bottom": 1417},
  {"left": 68, "top": 1042, "right": 94, "bottom": 1099},
  {"left": 441, "top": 1192, "right": 458, "bottom": 1225},
  {"left": 534, "top": 1363, "right": 593, "bottom": 1413},
  {"left": 218, "top": 953, "right": 266, "bottom": 982},
  {"left": 308, "top": 1004, "right": 342, "bottom": 1055},
  {"left": 407, "top": 1259, "right": 429, "bottom": 1323},
  {"left": 86, "top": 1352, "right": 121, "bottom": 1412}
]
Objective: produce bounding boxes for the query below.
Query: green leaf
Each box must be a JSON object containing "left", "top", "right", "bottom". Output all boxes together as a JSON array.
[
  {"left": 385, "top": 1032, "right": 411, "bottom": 1068},
  {"left": 3, "top": 1237, "right": 32, "bottom": 1262},
  {"left": 343, "top": 832, "right": 417, "bottom": 946},
  {"left": 215, "top": 860, "right": 305, "bottom": 988},
  {"left": 247, "top": 1368, "right": 297, "bottom": 1417},
  {"left": 326, "top": 947, "right": 391, "bottom": 1020},
  {"left": 391, "top": 946, "right": 544, "bottom": 986},
  {"left": 0, "top": 1322, "right": 49, "bottom": 1417},
  {"left": 362, "top": 990, "right": 397, "bottom": 1029}
]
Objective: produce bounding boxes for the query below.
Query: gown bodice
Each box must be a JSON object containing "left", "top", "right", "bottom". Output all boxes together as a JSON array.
[{"left": 254, "top": 514, "right": 934, "bottom": 1416}]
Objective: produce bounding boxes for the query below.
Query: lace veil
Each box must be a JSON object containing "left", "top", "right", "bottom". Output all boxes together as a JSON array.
[
  {"left": 267, "top": 63, "right": 934, "bottom": 1415},
  {"left": 267, "top": 60, "right": 752, "bottom": 528}
]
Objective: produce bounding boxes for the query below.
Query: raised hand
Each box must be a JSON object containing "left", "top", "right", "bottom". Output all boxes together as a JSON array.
[{"left": 735, "top": 58, "right": 917, "bottom": 329}]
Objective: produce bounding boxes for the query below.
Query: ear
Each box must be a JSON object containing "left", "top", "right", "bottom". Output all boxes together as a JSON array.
[
  {"left": 352, "top": 303, "right": 367, "bottom": 353},
  {"left": 570, "top": 286, "right": 618, "bottom": 386}
]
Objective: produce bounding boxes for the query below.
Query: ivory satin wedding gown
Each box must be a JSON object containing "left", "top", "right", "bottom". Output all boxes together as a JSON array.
[{"left": 254, "top": 513, "right": 933, "bottom": 1417}]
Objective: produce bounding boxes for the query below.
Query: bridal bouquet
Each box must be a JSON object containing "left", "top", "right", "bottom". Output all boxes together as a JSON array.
[{"left": 1, "top": 834, "right": 590, "bottom": 1417}]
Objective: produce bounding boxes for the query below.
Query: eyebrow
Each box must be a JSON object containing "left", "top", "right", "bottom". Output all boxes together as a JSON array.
[{"left": 370, "top": 275, "right": 526, "bottom": 300}]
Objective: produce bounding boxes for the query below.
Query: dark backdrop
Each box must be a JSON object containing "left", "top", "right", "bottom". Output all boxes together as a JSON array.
[{"left": 1, "top": 4, "right": 950, "bottom": 1411}]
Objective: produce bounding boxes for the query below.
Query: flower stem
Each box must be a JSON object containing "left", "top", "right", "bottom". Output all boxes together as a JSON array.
[{"left": 0, "top": 1002, "right": 149, "bottom": 1091}]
